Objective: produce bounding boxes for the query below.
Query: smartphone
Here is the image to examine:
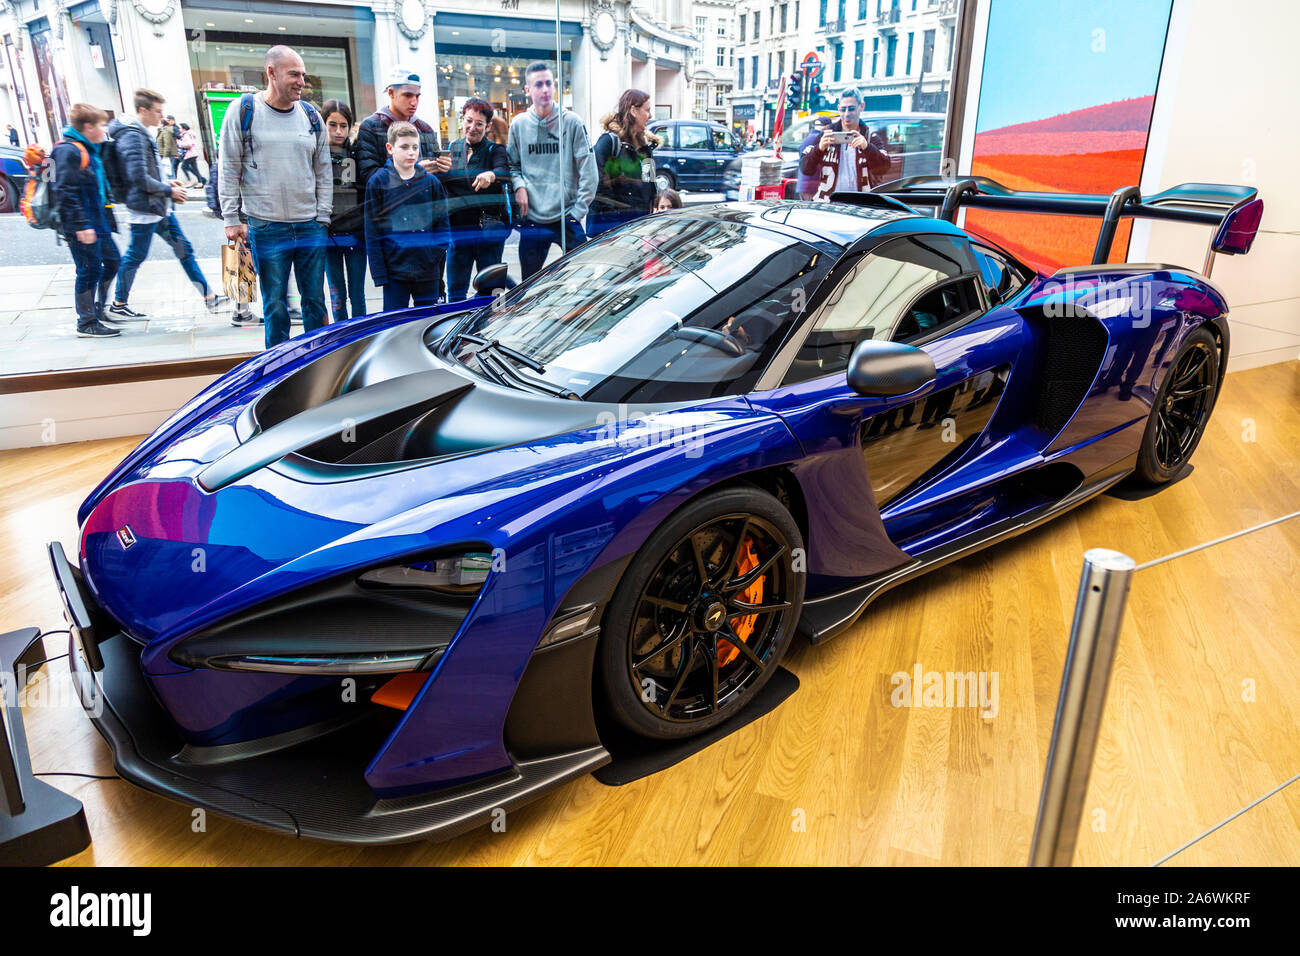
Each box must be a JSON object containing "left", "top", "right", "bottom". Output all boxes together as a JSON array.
[{"left": 828, "top": 130, "right": 856, "bottom": 145}]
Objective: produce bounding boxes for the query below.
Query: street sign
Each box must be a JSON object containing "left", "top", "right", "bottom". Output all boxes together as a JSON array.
[{"left": 801, "top": 52, "right": 822, "bottom": 78}]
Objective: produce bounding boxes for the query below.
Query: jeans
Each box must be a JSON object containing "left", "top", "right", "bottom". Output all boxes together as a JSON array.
[
  {"left": 382, "top": 279, "right": 440, "bottom": 312},
  {"left": 324, "top": 233, "right": 368, "bottom": 322},
  {"left": 517, "top": 216, "right": 586, "bottom": 280},
  {"left": 446, "top": 231, "right": 507, "bottom": 302},
  {"left": 114, "top": 213, "right": 209, "bottom": 304},
  {"left": 179, "top": 156, "right": 206, "bottom": 185},
  {"left": 67, "top": 233, "right": 120, "bottom": 326},
  {"left": 167, "top": 156, "right": 179, "bottom": 179},
  {"left": 247, "top": 217, "right": 328, "bottom": 349}
]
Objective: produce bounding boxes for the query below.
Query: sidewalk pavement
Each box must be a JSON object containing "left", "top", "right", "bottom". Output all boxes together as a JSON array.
[{"left": 0, "top": 194, "right": 727, "bottom": 377}]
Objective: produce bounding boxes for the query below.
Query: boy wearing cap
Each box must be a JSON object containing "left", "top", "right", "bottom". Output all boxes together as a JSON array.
[{"left": 355, "top": 66, "right": 451, "bottom": 187}]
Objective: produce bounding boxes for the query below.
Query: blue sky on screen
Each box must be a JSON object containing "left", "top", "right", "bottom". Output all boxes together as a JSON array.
[{"left": 975, "top": 0, "right": 1173, "bottom": 132}]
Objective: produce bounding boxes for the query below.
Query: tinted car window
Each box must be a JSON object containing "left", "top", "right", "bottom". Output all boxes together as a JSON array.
[
  {"left": 785, "top": 235, "right": 982, "bottom": 383},
  {"left": 973, "top": 245, "right": 1026, "bottom": 306},
  {"left": 678, "top": 124, "right": 712, "bottom": 150},
  {"left": 711, "top": 128, "right": 735, "bottom": 151},
  {"left": 448, "top": 216, "right": 831, "bottom": 404}
]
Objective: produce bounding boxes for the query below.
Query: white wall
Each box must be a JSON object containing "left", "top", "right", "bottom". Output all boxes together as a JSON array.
[
  {"left": 1128, "top": 0, "right": 1300, "bottom": 371},
  {"left": 0, "top": 376, "right": 218, "bottom": 450}
]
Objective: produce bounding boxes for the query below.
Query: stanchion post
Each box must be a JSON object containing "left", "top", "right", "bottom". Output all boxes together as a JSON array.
[{"left": 1030, "top": 548, "right": 1135, "bottom": 866}]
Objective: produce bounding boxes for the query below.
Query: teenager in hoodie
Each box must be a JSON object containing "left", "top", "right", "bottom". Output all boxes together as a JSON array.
[
  {"left": 53, "top": 103, "right": 120, "bottom": 338},
  {"left": 507, "top": 61, "right": 598, "bottom": 279},
  {"left": 107, "top": 88, "right": 227, "bottom": 320},
  {"left": 589, "top": 88, "right": 659, "bottom": 237},
  {"left": 364, "top": 122, "right": 452, "bottom": 311}
]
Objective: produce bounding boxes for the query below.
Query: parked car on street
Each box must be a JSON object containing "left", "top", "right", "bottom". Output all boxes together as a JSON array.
[
  {"left": 0, "top": 144, "right": 32, "bottom": 214},
  {"left": 647, "top": 119, "right": 745, "bottom": 194}
]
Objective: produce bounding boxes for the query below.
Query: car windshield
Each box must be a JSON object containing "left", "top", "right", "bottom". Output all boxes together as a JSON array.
[{"left": 445, "top": 216, "right": 830, "bottom": 404}]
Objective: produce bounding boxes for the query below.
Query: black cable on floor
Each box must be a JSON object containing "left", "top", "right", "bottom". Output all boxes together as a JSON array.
[
  {"left": 22, "top": 651, "right": 69, "bottom": 670},
  {"left": 34, "top": 772, "right": 121, "bottom": 781}
]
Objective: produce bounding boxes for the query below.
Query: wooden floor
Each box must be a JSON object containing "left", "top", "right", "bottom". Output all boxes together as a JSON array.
[{"left": 5, "top": 361, "right": 1299, "bottom": 866}]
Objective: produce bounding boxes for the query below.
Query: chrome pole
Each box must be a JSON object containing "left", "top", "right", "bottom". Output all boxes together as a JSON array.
[
  {"left": 556, "top": 0, "right": 567, "bottom": 257},
  {"left": 1029, "top": 548, "right": 1135, "bottom": 866}
]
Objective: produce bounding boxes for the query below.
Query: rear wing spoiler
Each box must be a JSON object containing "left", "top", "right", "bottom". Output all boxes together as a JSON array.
[{"left": 867, "top": 176, "right": 1263, "bottom": 277}]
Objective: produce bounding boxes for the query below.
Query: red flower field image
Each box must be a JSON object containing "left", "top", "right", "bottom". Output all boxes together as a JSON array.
[{"left": 966, "top": 97, "right": 1155, "bottom": 273}]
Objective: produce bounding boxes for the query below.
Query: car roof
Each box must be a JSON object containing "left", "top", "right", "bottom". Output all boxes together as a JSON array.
[{"left": 659, "top": 200, "right": 921, "bottom": 248}]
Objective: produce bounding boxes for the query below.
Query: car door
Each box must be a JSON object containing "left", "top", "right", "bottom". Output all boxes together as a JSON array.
[
  {"left": 707, "top": 127, "right": 737, "bottom": 191},
  {"left": 674, "top": 123, "right": 714, "bottom": 189},
  {"left": 749, "top": 233, "right": 1036, "bottom": 565}
]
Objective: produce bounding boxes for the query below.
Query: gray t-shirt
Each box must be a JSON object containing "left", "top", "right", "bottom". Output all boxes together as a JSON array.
[{"left": 218, "top": 92, "right": 332, "bottom": 226}]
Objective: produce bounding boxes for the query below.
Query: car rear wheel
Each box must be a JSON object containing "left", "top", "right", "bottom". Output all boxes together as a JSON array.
[
  {"left": 597, "top": 486, "right": 804, "bottom": 740},
  {"left": 1134, "top": 325, "right": 1220, "bottom": 484},
  {"left": 0, "top": 176, "right": 16, "bottom": 214},
  {"left": 655, "top": 168, "right": 676, "bottom": 196}
]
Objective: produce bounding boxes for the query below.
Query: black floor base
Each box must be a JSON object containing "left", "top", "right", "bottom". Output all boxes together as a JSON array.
[
  {"left": 593, "top": 667, "right": 799, "bottom": 786},
  {"left": 1, "top": 627, "right": 92, "bottom": 866},
  {"left": 1105, "top": 463, "right": 1193, "bottom": 501}
]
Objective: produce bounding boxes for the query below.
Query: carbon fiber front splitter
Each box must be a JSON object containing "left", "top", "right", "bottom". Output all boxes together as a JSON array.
[{"left": 69, "top": 635, "right": 609, "bottom": 845}]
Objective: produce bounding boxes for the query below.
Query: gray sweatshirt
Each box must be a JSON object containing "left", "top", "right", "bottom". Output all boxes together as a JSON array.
[
  {"left": 507, "top": 106, "right": 598, "bottom": 224},
  {"left": 218, "top": 92, "right": 332, "bottom": 226}
]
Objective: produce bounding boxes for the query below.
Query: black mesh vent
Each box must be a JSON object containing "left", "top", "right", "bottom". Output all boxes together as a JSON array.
[{"left": 1034, "top": 313, "right": 1108, "bottom": 433}]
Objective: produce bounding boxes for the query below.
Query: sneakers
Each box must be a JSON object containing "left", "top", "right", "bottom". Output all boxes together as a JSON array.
[
  {"left": 107, "top": 302, "right": 148, "bottom": 319},
  {"left": 204, "top": 294, "right": 230, "bottom": 311},
  {"left": 231, "top": 311, "right": 263, "bottom": 327},
  {"left": 76, "top": 321, "right": 122, "bottom": 338}
]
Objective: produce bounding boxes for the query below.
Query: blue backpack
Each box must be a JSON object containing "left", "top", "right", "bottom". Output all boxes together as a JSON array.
[{"left": 237, "top": 93, "right": 323, "bottom": 163}]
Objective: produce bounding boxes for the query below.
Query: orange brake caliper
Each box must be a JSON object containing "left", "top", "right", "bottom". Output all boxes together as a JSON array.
[{"left": 718, "top": 538, "right": 763, "bottom": 667}]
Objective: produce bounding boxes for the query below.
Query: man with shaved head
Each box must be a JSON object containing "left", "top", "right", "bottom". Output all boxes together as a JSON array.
[{"left": 219, "top": 43, "right": 332, "bottom": 347}]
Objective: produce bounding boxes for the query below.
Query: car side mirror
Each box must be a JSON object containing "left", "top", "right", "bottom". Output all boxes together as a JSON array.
[
  {"left": 472, "top": 263, "right": 511, "bottom": 296},
  {"left": 846, "top": 339, "right": 937, "bottom": 397}
]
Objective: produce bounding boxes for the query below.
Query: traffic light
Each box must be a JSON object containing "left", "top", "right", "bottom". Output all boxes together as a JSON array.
[
  {"left": 809, "top": 75, "right": 824, "bottom": 111},
  {"left": 788, "top": 72, "right": 804, "bottom": 110}
]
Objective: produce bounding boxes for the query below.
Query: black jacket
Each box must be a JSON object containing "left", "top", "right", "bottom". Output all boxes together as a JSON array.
[
  {"left": 107, "top": 118, "right": 172, "bottom": 218},
  {"left": 329, "top": 140, "right": 364, "bottom": 236},
  {"left": 591, "top": 124, "right": 658, "bottom": 219},
  {"left": 363, "top": 161, "right": 452, "bottom": 285},
  {"left": 440, "top": 136, "right": 509, "bottom": 230},
  {"left": 355, "top": 109, "right": 441, "bottom": 188},
  {"left": 52, "top": 137, "right": 116, "bottom": 237}
]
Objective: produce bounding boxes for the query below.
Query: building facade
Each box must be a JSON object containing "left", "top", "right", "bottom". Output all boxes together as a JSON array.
[
  {"left": 729, "top": 0, "right": 819, "bottom": 140},
  {"left": 689, "top": 0, "right": 734, "bottom": 129},
  {"left": 819, "top": 0, "right": 957, "bottom": 112},
  {"left": 0, "top": 0, "right": 698, "bottom": 156}
]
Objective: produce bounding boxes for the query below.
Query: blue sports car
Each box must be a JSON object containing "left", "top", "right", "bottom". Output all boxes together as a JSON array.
[{"left": 48, "top": 177, "right": 1262, "bottom": 843}]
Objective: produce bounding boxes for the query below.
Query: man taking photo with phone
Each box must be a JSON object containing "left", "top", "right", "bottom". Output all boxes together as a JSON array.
[{"left": 799, "top": 88, "right": 891, "bottom": 200}]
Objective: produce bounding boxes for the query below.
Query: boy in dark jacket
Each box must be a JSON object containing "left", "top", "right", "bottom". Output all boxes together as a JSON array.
[
  {"left": 364, "top": 121, "right": 452, "bottom": 311},
  {"left": 54, "top": 103, "right": 120, "bottom": 338},
  {"left": 107, "top": 88, "right": 227, "bottom": 319}
]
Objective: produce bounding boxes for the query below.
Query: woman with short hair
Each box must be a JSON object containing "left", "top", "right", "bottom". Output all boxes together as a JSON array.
[
  {"left": 443, "top": 97, "right": 511, "bottom": 302},
  {"left": 589, "top": 89, "right": 659, "bottom": 236}
]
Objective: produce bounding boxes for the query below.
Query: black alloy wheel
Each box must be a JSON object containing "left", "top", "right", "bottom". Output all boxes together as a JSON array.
[
  {"left": 1135, "top": 325, "right": 1220, "bottom": 484},
  {"left": 598, "top": 487, "right": 804, "bottom": 739}
]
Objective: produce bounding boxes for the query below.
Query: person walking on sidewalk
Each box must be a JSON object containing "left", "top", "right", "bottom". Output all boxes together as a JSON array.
[
  {"left": 364, "top": 121, "right": 451, "bottom": 311},
  {"left": 322, "top": 98, "right": 368, "bottom": 322},
  {"left": 54, "top": 103, "right": 120, "bottom": 338},
  {"left": 507, "top": 61, "right": 597, "bottom": 279},
  {"left": 156, "top": 115, "right": 180, "bottom": 179},
  {"left": 219, "top": 44, "right": 332, "bottom": 349},
  {"left": 106, "top": 88, "right": 227, "bottom": 320},
  {"left": 177, "top": 122, "right": 207, "bottom": 186},
  {"left": 6, "top": 124, "right": 18, "bottom": 146}
]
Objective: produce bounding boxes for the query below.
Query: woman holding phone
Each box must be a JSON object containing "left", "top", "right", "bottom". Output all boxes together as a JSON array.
[{"left": 442, "top": 98, "right": 510, "bottom": 302}]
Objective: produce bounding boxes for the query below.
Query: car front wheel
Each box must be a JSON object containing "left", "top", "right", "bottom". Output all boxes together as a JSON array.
[
  {"left": 598, "top": 486, "right": 804, "bottom": 740},
  {"left": 654, "top": 169, "right": 676, "bottom": 196}
]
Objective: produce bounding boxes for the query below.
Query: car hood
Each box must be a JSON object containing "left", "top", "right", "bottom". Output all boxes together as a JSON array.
[{"left": 77, "top": 308, "right": 770, "bottom": 652}]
